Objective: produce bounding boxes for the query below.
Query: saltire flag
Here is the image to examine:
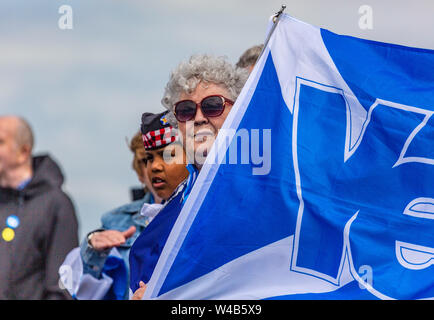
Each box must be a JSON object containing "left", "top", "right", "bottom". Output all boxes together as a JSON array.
[{"left": 143, "top": 14, "right": 434, "bottom": 299}]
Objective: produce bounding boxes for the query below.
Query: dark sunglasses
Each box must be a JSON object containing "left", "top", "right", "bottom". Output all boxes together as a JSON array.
[{"left": 174, "top": 95, "right": 234, "bottom": 122}]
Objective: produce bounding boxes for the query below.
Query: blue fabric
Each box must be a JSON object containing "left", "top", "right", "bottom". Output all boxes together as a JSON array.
[
  {"left": 294, "top": 82, "right": 434, "bottom": 299},
  {"left": 129, "top": 181, "right": 189, "bottom": 293},
  {"left": 159, "top": 54, "right": 297, "bottom": 296},
  {"left": 320, "top": 28, "right": 434, "bottom": 112},
  {"left": 290, "top": 28, "right": 434, "bottom": 299},
  {"left": 182, "top": 164, "right": 199, "bottom": 205},
  {"left": 102, "top": 255, "right": 128, "bottom": 300},
  {"left": 129, "top": 166, "right": 198, "bottom": 293},
  {"left": 142, "top": 15, "right": 434, "bottom": 300}
]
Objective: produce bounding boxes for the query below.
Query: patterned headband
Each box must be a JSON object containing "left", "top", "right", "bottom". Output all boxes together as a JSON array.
[{"left": 142, "top": 126, "right": 177, "bottom": 150}]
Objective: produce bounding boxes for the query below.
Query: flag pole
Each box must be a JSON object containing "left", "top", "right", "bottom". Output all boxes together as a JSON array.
[
  {"left": 259, "top": 4, "right": 286, "bottom": 57},
  {"left": 273, "top": 4, "right": 287, "bottom": 23}
]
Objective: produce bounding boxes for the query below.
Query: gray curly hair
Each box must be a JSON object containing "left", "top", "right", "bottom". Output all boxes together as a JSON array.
[{"left": 161, "top": 54, "right": 249, "bottom": 126}]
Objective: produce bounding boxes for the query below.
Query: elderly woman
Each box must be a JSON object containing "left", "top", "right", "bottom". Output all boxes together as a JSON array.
[
  {"left": 162, "top": 54, "right": 247, "bottom": 170},
  {"left": 129, "top": 54, "right": 248, "bottom": 299}
]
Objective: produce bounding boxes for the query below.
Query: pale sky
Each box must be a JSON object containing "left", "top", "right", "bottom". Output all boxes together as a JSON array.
[{"left": 1, "top": 0, "right": 433, "bottom": 239}]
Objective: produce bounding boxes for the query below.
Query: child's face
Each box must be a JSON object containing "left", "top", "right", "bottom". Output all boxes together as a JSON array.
[{"left": 144, "top": 143, "right": 189, "bottom": 200}]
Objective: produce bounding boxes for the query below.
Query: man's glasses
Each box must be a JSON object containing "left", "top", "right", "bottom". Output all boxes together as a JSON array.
[{"left": 173, "top": 95, "right": 234, "bottom": 122}]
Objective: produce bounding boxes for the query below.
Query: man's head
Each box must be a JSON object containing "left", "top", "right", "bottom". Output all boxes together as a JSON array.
[
  {"left": 0, "top": 116, "right": 34, "bottom": 187},
  {"left": 236, "top": 44, "right": 264, "bottom": 73}
]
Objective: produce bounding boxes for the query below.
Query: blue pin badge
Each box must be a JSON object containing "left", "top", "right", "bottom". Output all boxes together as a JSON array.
[{"left": 6, "top": 215, "right": 20, "bottom": 229}]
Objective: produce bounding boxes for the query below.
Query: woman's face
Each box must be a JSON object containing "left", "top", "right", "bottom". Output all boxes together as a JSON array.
[
  {"left": 144, "top": 143, "right": 189, "bottom": 200},
  {"left": 176, "top": 82, "right": 233, "bottom": 168}
]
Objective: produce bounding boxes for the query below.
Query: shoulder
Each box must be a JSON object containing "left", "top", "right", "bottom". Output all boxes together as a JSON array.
[
  {"left": 37, "top": 189, "right": 78, "bottom": 234},
  {"left": 166, "top": 179, "right": 188, "bottom": 204},
  {"left": 44, "top": 188, "right": 76, "bottom": 216},
  {"left": 103, "top": 198, "right": 148, "bottom": 217},
  {"left": 101, "top": 198, "right": 147, "bottom": 228}
]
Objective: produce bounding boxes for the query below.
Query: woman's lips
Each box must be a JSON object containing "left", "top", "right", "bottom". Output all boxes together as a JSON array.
[{"left": 189, "top": 129, "right": 215, "bottom": 140}]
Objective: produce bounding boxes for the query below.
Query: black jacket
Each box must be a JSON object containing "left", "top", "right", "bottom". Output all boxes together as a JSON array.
[{"left": 0, "top": 154, "right": 79, "bottom": 299}]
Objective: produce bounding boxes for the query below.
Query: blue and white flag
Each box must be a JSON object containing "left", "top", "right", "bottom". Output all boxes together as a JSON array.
[{"left": 144, "top": 14, "right": 434, "bottom": 300}]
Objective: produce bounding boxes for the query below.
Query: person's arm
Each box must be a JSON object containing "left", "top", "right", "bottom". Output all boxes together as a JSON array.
[
  {"left": 59, "top": 223, "right": 136, "bottom": 300},
  {"left": 80, "top": 229, "right": 111, "bottom": 279},
  {"left": 81, "top": 226, "right": 136, "bottom": 278},
  {"left": 44, "top": 193, "right": 79, "bottom": 300},
  {"left": 58, "top": 203, "right": 136, "bottom": 300}
]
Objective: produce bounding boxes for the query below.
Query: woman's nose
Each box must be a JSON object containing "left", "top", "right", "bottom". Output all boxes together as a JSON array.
[{"left": 193, "top": 104, "right": 209, "bottom": 125}]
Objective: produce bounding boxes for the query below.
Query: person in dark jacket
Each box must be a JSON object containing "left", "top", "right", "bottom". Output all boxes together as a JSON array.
[{"left": 0, "top": 115, "right": 79, "bottom": 299}]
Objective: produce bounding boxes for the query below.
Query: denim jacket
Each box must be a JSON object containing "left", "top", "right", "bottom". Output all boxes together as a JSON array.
[
  {"left": 70, "top": 192, "right": 155, "bottom": 300},
  {"left": 80, "top": 194, "right": 152, "bottom": 280}
]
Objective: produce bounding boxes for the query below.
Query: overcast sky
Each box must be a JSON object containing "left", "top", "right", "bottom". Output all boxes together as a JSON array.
[{"left": 1, "top": 0, "right": 433, "bottom": 239}]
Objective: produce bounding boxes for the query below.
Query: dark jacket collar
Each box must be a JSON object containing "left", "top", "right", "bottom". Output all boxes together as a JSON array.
[{"left": 0, "top": 154, "right": 65, "bottom": 201}]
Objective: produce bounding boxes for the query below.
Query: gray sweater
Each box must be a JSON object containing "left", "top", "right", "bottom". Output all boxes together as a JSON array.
[{"left": 0, "top": 154, "right": 79, "bottom": 299}]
